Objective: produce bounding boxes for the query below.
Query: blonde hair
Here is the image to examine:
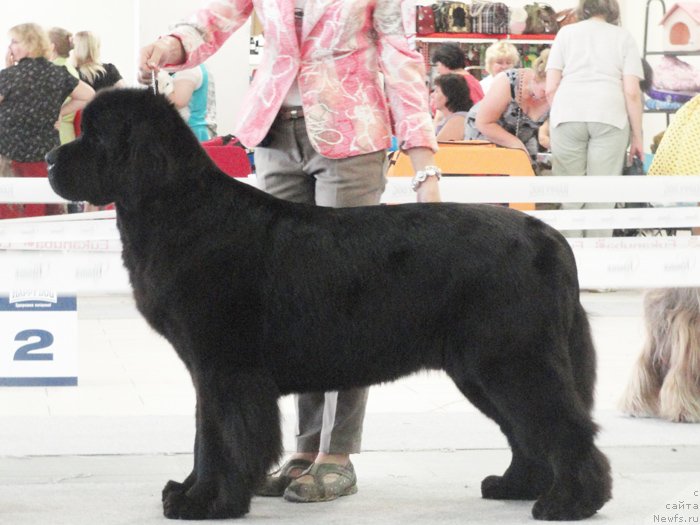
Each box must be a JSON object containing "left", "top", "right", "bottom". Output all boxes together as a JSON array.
[
  {"left": 9, "top": 23, "right": 51, "bottom": 59},
  {"left": 48, "top": 27, "right": 73, "bottom": 58},
  {"left": 72, "top": 30, "right": 106, "bottom": 84},
  {"left": 484, "top": 41, "right": 520, "bottom": 76},
  {"left": 532, "top": 48, "right": 550, "bottom": 81},
  {"left": 577, "top": 0, "right": 620, "bottom": 25}
]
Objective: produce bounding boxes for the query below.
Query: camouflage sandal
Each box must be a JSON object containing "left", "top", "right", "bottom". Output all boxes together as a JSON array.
[
  {"left": 255, "top": 458, "right": 313, "bottom": 497},
  {"left": 283, "top": 461, "right": 358, "bottom": 503}
]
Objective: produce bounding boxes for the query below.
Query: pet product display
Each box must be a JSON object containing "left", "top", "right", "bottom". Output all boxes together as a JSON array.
[
  {"left": 416, "top": 5, "right": 436, "bottom": 35},
  {"left": 647, "top": 86, "right": 697, "bottom": 104},
  {"left": 434, "top": 1, "right": 471, "bottom": 33},
  {"left": 524, "top": 2, "right": 559, "bottom": 34},
  {"left": 652, "top": 55, "right": 700, "bottom": 92},
  {"left": 469, "top": 2, "right": 510, "bottom": 34},
  {"left": 509, "top": 6, "right": 528, "bottom": 34}
]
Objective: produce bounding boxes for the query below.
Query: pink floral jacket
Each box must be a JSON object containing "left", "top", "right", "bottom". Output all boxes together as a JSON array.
[{"left": 170, "top": 0, "right": 437, "bottom": 159}]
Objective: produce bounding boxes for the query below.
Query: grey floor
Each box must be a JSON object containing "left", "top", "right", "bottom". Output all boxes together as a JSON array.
[{"left": 1, "top": 291, "right": 699, "bottom": 524}]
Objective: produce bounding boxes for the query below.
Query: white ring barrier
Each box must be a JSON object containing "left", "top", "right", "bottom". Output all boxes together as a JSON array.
[
  {"left": 381, "top": 175, "right": 700, "bottom": 204},
  {"left": 0, "top": 176, "right": 699, "bottom": 290},
  {"left": 530, "top": 207, "right": 700, "bottom": 231},
  {"left": 0, "top": 177, "right": 68, "bottom": 204}
]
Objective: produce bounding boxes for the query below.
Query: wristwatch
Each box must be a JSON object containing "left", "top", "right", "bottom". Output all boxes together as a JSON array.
[{"left": 411, "top": 165, "right": 442, "bottom": 192}]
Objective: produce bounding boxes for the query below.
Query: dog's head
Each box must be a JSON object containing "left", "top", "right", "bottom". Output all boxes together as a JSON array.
[{"left": 48, "top": 88, "right": 209, "bottom": 207}]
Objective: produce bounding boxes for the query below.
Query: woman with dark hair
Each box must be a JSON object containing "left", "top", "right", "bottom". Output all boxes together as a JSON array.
[
  {"left": 431, "top": 43, "right": 484, "bottom": 105},
  {"left": 545, "top": 0, "right": 643, "bottom": 237},
  {"left": 431, "top": 73, "right": 472, "bottom": 141}
]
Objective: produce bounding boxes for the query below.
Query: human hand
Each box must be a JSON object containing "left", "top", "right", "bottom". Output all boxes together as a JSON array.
[
  {"left": 138, "top": 36, "right": 184, "bottom": 85},
  {"left": 416, "top": 177, "right": 441, "bottom": 203},
  {"left": 628, "top": 136, "right": 644, "bottom": 164},
  {"left": 405, "top": 148, "right": 442, "bottom": 203}
]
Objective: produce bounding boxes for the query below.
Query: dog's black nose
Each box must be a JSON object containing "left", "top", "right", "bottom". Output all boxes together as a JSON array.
[{"left": 45, "top": 147, "right": 59, "bottom": 166}]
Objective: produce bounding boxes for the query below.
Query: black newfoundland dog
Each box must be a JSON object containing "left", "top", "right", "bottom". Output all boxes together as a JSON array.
[{"left": 47, "top": 89, "right": 611, "bottom": 521}]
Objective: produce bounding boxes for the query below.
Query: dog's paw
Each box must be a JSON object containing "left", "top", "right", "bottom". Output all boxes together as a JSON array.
[
  {"left": 531, "top": 453, "right": 611, "bottom": 521},
  {"left": 531, "top": 495, "right": 600, "bottom": 521},
  {"left": 162, "top": 480, "right": 186, "bottom": 502},
  {"left": 162, "top": 484, "right": 250, "bottom": 520},
  {"left": 481, "top": 475, "right": 542, "bottom": 501}
]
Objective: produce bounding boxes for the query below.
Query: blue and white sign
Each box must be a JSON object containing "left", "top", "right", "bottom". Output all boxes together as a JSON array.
[{"left": 0, "top": 291, "right": 78, "bottom": 386}]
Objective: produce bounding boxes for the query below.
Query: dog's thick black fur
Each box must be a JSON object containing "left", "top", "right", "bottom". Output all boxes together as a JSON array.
[{"left": 47, "top": 89, "right": 611, "bottom": 521}]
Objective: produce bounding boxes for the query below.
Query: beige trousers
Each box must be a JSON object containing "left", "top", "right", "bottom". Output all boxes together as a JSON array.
[
  {"left": 550, "top": 121, "right": 630, "bottom": 238},
  {"left": 254, "top": 116, "right": 386, "bottom": 454}
]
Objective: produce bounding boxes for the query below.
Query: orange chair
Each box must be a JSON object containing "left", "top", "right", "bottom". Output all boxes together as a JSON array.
[{"left": 387, "top": 141, "right": 535, "bottom": 211}]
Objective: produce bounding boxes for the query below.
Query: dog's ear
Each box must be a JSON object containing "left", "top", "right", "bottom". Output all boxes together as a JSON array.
[{"left": 120, "top": 94, "right": 209, "bottom": 204}]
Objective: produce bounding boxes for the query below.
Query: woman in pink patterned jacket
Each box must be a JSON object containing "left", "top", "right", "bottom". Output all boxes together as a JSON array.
[{"left": 140, "top": 0, "right": 440, "bottom": 505}]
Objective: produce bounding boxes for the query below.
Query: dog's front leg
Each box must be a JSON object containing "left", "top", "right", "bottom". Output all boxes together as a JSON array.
[
  {"left": 658, "top": 311, "right": 700, "bottom": 422},
  {"left": 162, "top": 414, "right": 201, "bottom": 502},
  {"left": 162, "top": 370, "right": 282, "bottom": 520}
]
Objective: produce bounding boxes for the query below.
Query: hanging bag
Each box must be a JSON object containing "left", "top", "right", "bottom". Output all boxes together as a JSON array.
[
  {"left": 524, "top": 3, "right": 559, "bottom": 34},
  {"left": 416, "top": 5, "right": 436, "bottom": 35},
  {"left": 201, "top": 135, "right": 252, "bottom": 178},
  {"left": 434, "top": 2, "right": 471, "bottom": 33},
  {"left": 470, "top": 2, "right": 510, "bottom": 34},
  {"left": 556, "top": 8, "right": 578, "bottom": 28}
]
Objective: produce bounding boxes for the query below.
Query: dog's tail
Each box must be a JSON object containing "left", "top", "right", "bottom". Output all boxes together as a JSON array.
[{"left": 568, "top": 303, "right": 597, "bottom": 413}]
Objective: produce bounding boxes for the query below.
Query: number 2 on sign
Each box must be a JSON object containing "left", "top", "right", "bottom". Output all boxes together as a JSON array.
[{"left": 14, "top": 329, "right": 54, "bottom": 361}]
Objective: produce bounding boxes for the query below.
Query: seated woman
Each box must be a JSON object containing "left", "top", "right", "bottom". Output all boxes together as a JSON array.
[
  {"left": 465, "top": 49, "right": 550, "bottom": 167},
  {"left": 480, "top": 41, "right": 520, "bottom": 94},
  {"left": 431, "top": 74, "right": 473, "bottom": 142}
]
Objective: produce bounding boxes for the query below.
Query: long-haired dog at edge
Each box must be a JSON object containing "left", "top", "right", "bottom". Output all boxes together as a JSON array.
[
  {"left": 47, "top": 88, "right": 611, "bottom": 521},
  {"left": 620, "top": 288, "right": 700, "bottom": 423}
]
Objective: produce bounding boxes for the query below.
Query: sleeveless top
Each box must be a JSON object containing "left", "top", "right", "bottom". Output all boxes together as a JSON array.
[
  {"left": 187, "top": 65, "right": 212, "bottom": 141},
  {"left": 465, "top": 69, "right": 548, "bottom": 163},
  {"left": 435, "top": 111, "right": 469, "bottom": 136}
]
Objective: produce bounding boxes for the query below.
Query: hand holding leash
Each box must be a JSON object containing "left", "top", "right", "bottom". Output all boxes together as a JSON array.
[{"left": 138, "top": 36, "right": 185, "bottom": 86}]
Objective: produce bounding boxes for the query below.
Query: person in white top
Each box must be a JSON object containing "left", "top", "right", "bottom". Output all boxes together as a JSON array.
[{"left": 545, "top": 0, "right": 644, "bottom": 236}]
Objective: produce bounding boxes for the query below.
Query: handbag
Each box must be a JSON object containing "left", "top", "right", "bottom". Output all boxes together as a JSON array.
[
  {"left": 416, "top": 5, "right": 436, "bottom": 35},
  {"left": 622, "top": 157, "right": 645, "bottom": 176},
  {"left": 613, "top": 157, "right": 649, "bottom": 237},
  {"left": 509, "top": 7, "right": 528, "bottom": 34},
  {"left": 524, "top": 3, "right": 559, "bottom": 34},
  {"left": 555, "top": 8, "right": 577, "bottom": 28},
  {"left": 434, "top": 2, "right": 471, "bottom": 33},
  {"left": 201, "top": 135, "right": 251, "bottom": 178},
  {"left": 469, "top": 2, "right": 510, "bottom": 34}
]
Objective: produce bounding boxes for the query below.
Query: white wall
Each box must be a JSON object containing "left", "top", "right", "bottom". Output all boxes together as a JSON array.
[{"left": 0, "top": 0, "right": 250, "bottom": 135}]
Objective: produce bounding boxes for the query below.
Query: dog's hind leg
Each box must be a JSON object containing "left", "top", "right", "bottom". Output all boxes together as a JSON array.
[
  {"left": 450, "top": 379, "right": 552, "bottom": 500},
  {"left": 162, "top": 370, "right": 282, "bottom": 520},
  {"left": 459, "top": 346, "right": 611, "bottom": 521}
]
